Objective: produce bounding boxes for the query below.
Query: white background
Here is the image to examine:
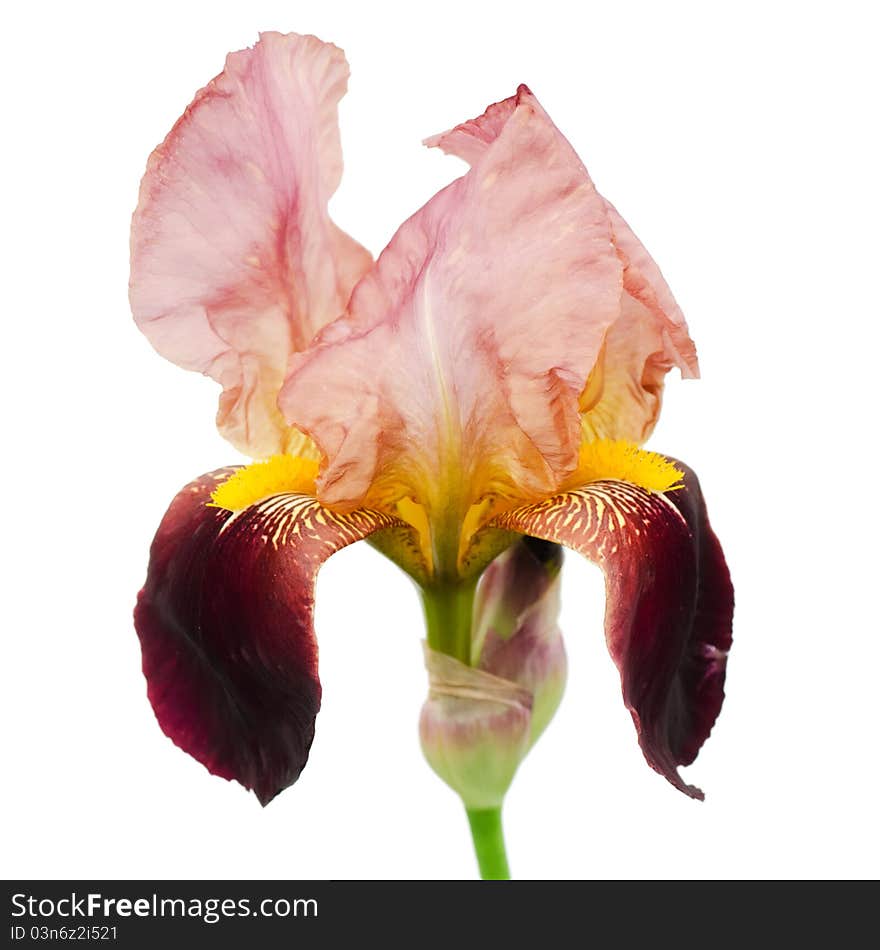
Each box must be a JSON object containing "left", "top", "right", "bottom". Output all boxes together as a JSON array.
[{"left": 3, "top": 0, "right": 878, "bottom": 880}]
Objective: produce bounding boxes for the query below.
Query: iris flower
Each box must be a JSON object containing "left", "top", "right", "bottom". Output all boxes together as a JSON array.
[{"left": 130, "top": 32, "right": 733, "bottom": 880}]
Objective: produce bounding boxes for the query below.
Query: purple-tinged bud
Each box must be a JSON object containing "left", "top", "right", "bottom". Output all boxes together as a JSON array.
[
  {"left": 475, "top": 538, "right": 567, "bottom": 746},
  {"left": 419, "top": 539, "right": 568, "bottom": 807}
]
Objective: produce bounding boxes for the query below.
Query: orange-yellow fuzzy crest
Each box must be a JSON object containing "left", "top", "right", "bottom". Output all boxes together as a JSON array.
[
  {"left": 571, "top": 440, "right": 683, "bottom": 493},
  {"left": 210, "top": 455, "right": 319, "bottom": 511}
]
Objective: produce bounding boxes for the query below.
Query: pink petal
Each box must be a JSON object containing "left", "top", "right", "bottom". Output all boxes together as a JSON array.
[
  {"left": 130, "top": 32, "right": 371, "bottom": 458},
  {"left": 580, "top": 202, "right": 700, "bottom": 441},
  {"left": 432, "top": 89, "right": 699, "bottom": 444},
  {"left": 423, "top": 90, "right": 518, "bottom": 163},
  {"left": 281, "top": 86, "right": 624, "bottom": 522},
  {"left": 604, "top": 201, "right": 699, "bottom": 380},
  {"left": 580, "top": 294, "right": 678, "bottom": 442},
  {"left": 134, "top": 468, "right": 398, "bottom": 804}
]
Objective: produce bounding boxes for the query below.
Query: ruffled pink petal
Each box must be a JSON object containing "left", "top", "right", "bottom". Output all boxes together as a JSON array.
[
  {"left": 130, "top": 32, "right": 371, "bottom": 458},
  {"left": 429, "top": 90, "right": 699, "bottom": 445},
  {"left": 579, "top": 203, "right": 700, "bottom": 442},
  {"left": 280, "top": 86, "right": 623, "bottom": 518},
  {"left": 580, "top": 294, "right": 676, "bottom": 443},
  {"left": 491, "top": 461, "right": 733, "bottom": 798},
  {"left": 423, "top": 91, "right": 518, "bottom": 163},
  {"left": 134, "top": 468, "right": 398, "bottom": 804},
  {"left": 425, "top": 89, "right": 699, "bottom": 442}
]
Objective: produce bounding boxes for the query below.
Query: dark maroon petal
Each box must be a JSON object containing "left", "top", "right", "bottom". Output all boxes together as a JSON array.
[
  {"left": 135, "top": 469, "right": 398, "bottom": 805},
  {"left": 491, "top": 463, "right": 733, "bottom": 798},
  {"left": 662, "top": 461, "right": 734, "bottom": 768}
]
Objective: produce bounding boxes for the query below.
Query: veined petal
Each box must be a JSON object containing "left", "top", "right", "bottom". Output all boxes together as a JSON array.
[
  {"left": 428, "top": 93, "right": 699, "bottom": 446},
  {"left": 130, "top": 32, "right": 371, "bottom": 458},
  {"left": 581, "top": 204, "right": 699, "bottom": 443},
  {"left": 280, "top": 86, "right": 624, "bottom": 537},
  {"left": 134, "top": 469, "right": 398, "bottom": 804},
  {"left": 604, "top": 201, "right": 698, "bottom": 380},
  {"left": 491, "top": 463, "right": 733, "bottom": 798}
]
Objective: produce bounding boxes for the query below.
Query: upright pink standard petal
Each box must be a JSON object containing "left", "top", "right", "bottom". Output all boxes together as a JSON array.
[
  {"left": 281, "top": 87, "right": 699, "bottom": 539},
  {"left": 281, "top": 86, "right": 624, "bottom": 526},
  {"left": 130, "top": 32, "right": 371, "bottom": 457},
  {"left": 430, "top": 93, "right": 699, "bottom": 445},
  {"left": 581, "top": 203, "right": 699, "bottom": 442}
]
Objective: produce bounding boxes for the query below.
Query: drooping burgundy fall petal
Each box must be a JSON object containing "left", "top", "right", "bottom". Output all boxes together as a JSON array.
[
  {"left": 491, "top": 463, "right": 733, "bottom": 798},
  {"left": 135, "top": 469, "right": 399, "bottom": 804}
]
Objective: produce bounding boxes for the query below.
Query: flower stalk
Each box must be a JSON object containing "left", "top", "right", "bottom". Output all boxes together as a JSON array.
[
  {"left": 466, "top": 807, "right": 510, "bottom": 880},
  {"left": 420, "top": 581, "right": 478, "bottom": 665}
]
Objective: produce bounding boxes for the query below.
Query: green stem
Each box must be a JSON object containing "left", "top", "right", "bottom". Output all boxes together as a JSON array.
[
  {"left": 466, "top": 807, "right": 510, "bottom": 880},
  {"left": 420, "top": 580, "right": 477, "bottom": 664},
  {"left": 421, "top": 582, "right": 512, "bottom": 878}
]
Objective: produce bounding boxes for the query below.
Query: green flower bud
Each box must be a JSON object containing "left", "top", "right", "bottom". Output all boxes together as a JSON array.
[
  {"left": 419, "top": 539, "right": 568, "bottom": 808},
  {"left": 420, "top": 645, "right": 532, "bottom": 809}
]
